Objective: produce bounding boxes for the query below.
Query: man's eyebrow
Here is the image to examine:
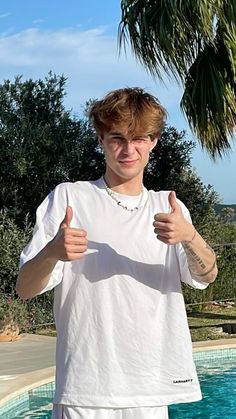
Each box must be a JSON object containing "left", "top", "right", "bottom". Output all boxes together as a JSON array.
[
  {"left": 109, "top": 132, "right": 124, "bottom": 136},
  {"left": 109, "top": 132, "right": 148, "bottom": 137}
]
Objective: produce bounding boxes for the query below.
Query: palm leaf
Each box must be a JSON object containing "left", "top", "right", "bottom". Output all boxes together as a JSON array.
[
  {"left": 181, "top": 44, "right": 236, "bottom": 158},
  {"left": 118, "top": 0, "right": 236, "bottom": 156},
  {"left": 119, "top": 0, "right": 216, "bottom": 80}
]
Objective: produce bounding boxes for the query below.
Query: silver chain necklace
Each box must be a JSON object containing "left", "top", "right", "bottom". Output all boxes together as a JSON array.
[{"left": 102, "top": 177, "right": 144, "bottom": 212}]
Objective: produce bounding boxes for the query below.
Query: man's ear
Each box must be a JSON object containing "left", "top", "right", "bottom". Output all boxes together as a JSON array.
[
  {"left": 98, "top": 135, "right": 103, "bottom": 146},
  {"left": 150, "top": 137, "right": 158, "bottom": 151}
]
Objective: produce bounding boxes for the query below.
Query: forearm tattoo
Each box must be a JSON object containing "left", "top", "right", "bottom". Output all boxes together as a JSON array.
[{"left": 182, "top": 242, "right": 216, "bottom": 277}]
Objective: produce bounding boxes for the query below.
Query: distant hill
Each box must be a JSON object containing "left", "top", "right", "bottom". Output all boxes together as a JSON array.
[{"left": 215, "top": 204, "right": 236, "bottom": 222}]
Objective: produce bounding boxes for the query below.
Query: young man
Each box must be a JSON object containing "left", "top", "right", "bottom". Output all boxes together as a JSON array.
[{"left": 17, "top": 87, "right": 217, "bottom": 419}]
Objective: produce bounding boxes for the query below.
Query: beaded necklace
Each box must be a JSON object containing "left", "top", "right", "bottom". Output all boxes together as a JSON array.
[{"left": 102, "top": 177, "right": 144, "bottom": 212}]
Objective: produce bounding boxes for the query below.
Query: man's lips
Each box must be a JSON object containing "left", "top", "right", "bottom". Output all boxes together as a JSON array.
[{"left": 119, "top": 160, "right": 137, "bottom": 165}]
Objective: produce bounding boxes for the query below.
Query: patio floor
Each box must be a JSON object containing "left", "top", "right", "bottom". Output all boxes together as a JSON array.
[
  {"left": 0, "top": 334, "right": 56, "bottom": 406},
  {"left": 0, "top": 333, "right": 235, "bottom": 407}
]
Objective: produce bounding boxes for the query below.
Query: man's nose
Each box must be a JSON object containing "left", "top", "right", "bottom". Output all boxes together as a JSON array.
[{"left": 123, "top": 140, "right": 135, "bottom": 153}]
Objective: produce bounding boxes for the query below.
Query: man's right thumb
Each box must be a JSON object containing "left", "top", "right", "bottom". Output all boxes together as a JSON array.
[{"left": 60, "top": 206, "right": 73, "bottom": 228}]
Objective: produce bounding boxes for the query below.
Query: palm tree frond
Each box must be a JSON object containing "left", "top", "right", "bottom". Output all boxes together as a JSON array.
[
  {"left": 181, "top": 45, "right": 236, "bottom": 158},
  {"left": 118, "top": 0, "right": 217, "bottom": 80},
  {"left": 218, "top": 2, "right": 236, "bottom": 82},
  {"left": 118, "top": 0, "right": 236, "bottom": 157}
]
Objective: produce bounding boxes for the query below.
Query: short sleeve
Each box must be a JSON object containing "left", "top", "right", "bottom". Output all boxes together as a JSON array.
[
  {"left": 175, "top": 200, "right": 209, "bottom": 290},
  {"left": 19, "top": 186, "right": 67, "bottom": 294}
]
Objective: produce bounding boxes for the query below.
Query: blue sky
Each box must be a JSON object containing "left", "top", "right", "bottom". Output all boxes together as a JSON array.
[{"left": 1, "top": 0, "right": 236, "bottom": 203}]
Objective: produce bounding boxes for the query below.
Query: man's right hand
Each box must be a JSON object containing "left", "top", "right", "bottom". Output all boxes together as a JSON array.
[{"left": 48, "top": 206, "right": 88, "bottom": 261}]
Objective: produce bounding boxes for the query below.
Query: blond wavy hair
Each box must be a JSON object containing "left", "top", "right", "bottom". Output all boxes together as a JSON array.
[{"left": 89, "top": 87, "right": 167, "bottom": 139}]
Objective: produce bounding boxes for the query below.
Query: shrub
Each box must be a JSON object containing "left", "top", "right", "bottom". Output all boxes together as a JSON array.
[
  {"left": 0, "top": 294, "right": 28, "bottom": 332},
  {"left": 0, "top": 209, "right": 32, "bottom": 295}
]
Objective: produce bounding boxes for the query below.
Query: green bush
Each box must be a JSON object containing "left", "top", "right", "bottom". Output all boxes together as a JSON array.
[
  {"left": 0, "top": 209, "right": 32, "bottom": 295},
  {"left": 0, "top": 209, "right": 55, "bottom": 329},
  {"left": 0, "top": 294, "right": 28, "bottom": 332},
  {"left": 27, "top": 292, "right": 54, "bottom": 328}
]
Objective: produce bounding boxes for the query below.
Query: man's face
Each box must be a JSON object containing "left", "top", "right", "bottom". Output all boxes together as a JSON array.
[{"left": 99, "top": 128, "right": 157, "bottom": 181}]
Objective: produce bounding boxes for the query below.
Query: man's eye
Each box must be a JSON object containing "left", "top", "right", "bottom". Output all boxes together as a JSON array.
[
  {"left": 133, "top": 138, "right": 148, "bottom": 143},
  {"left": 111, "top": 137, "right": 123, "bottom": 141}
]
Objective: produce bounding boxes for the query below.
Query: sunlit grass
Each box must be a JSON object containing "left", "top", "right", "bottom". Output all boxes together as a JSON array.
[{"left": 187, "top": 304, "right": 236, "bottom": 341}]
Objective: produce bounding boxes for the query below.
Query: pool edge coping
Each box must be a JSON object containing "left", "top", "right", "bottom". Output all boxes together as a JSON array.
[
  {"left": 0, "top": 366, "right": 55, "bottom": 408},
  {"left": 0, "top": 338, "right": 236, "bottom": 409},
  {"left": 193, "top": 338, "right": 236, "bottom": 351}
]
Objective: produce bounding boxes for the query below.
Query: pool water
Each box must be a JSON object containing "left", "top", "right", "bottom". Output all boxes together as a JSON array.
[
  {"left": 0, "top": 382, "right": 55, "bottom": 419},
  {"left": 0, "top": 382, "right": 54, "bottom": 418},
  {"left": 0, "top": 349, "right": 235, "bottom": 418},
  {"left": 169, "top": 353, "right": 236, "bottom": 419}
]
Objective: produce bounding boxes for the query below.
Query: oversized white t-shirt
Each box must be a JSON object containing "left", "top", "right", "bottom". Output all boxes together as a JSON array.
[{"left": 20, "top": 178, "right": 208, "bottom": 407}]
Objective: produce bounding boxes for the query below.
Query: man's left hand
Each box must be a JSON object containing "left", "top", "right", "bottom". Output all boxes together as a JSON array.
[{"left": 153, "top": 191, "right": 195, "bottom": 244}]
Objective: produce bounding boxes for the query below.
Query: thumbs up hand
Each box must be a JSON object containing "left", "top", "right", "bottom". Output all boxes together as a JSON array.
[
  {"left": 48, "top": 206, "right": 88, "bottom": 261},
  {"left": 60, "top": 206, "right": 73, "bottom": 229},
  {"left": 153, "top": 191, "right": 195, "bottom": 244}
]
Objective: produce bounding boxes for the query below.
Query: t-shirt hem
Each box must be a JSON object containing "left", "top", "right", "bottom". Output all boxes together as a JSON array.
[{"left": 53, "top": 390, "right": 202, "bottom": 407}]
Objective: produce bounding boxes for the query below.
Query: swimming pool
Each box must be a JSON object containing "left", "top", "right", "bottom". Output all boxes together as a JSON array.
[
  {"left": 0, "top": 348, "right": 235, "bottom": 418},
  {"left": 169, "top": 347, "right": 236, "bottom": 419}
]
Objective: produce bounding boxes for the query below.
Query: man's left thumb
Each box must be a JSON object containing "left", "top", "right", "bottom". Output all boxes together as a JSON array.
[{"left": 168, "top": 191, "right": 178, "bottom": 213}]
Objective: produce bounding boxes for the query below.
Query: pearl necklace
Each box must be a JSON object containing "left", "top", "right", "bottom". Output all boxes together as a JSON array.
[{"left": 102, "top": 177, "right": 144, "bottom": 212}]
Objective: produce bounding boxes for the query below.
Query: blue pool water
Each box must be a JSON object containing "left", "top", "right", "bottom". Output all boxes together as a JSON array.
[
  {"left": 169, "top": 350, "right": 236, "bottom": 419},
  {"left": 0, "top": 348, "right": 235, "bottom": 418}
]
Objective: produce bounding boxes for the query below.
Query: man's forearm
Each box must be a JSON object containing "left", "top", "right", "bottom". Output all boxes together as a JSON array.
[
  {"left": 182, "top": 229, "right": 218, "bottom": 284},
  {"left": 16, "top": 243, "right": 58, "bottom": 300}
]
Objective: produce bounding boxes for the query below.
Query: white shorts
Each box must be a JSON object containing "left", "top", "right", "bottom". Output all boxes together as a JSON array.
[{"left": 52, "top": 404, "right": 169, "bottom": 419}]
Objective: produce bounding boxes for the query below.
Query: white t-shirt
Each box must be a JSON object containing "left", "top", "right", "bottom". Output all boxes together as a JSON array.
[{"left": 20, "top": 178, "right": 208, "bottom": 408}]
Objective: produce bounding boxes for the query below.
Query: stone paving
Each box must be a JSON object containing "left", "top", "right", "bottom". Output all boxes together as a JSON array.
[
  {"left": 0, "top": 333, "right": 236, "bottom": 407},
  {"left": 0, "top": 334, "right": 56, "bottom": 406}
]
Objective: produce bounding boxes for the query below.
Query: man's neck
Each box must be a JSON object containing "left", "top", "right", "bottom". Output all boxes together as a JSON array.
[{"left": 103, "top": 170, "right": 143, "bottom": 196}]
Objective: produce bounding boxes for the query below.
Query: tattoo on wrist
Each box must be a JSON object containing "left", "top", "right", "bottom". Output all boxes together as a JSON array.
[
  {"left": 183, "top": 241, "right": 217, "bottom": 277},
  {"left": 190, "top": 259, "right": 216, "bottom": 277},
  {"left": 182, "top": 242, "right": 206, "bottom": 270},
  {"left": 183, "top": 228, "right": 196, "bottom": 244}
]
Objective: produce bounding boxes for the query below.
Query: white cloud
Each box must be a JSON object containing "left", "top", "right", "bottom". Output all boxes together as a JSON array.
[
  {"left": 0, "top": 26, "right": 183, "bottom": 124},
  {"left": 0, "top": 13, "right": 11, "bottom": 19},
  {"left": 0, "top": 25, "right": 235, "bottom": 201},
  {"left": 32, "top": 19, "right": 45, "bottom": 25}
]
